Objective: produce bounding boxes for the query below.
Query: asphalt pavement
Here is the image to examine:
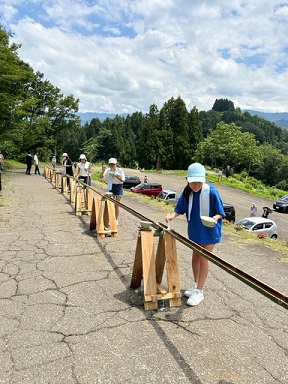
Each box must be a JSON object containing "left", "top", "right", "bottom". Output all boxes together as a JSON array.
[{"left": 0, "top": 169, "right": 287, "bottom": 384}]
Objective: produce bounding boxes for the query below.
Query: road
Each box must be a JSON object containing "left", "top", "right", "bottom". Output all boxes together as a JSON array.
[{"left": 124, "top": 168, "right": 288, "bottom": 240}]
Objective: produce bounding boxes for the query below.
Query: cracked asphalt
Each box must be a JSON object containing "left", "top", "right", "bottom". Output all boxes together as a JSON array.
[{"left": 0, "top": 170, "right": 287, "bottom": 384}]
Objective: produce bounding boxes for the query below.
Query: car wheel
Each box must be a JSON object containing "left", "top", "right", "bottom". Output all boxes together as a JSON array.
[{"left": 270, "top": 234, "right": 277, "bottom": 240}]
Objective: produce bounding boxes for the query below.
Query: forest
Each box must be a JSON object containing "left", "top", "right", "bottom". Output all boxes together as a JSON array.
[{"left": 1, "top": 24, "right": 288, "bottom": 190}]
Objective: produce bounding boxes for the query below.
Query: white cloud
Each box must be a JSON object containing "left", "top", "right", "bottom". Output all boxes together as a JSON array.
[{"left": 1, "top": 0, "right": 288, "bottom": 113}]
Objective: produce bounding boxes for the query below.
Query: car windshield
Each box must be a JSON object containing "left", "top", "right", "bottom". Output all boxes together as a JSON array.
[
  {"left": 157, "top": 191, "right": 167, "bottom": 199},
  {"left": 279, "top": 194, "right": 288, "bottom": 202},
  {"left": 236, "top": 219, "right": 255, "bottom": 230}
]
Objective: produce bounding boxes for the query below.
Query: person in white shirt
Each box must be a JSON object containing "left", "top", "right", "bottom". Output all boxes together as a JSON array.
[
  {"left": 77, "top": 154, "right": 91, "bottom": 185},
  {"left": 34, "top": 152, "right": 40, "bottom": 175},
  {"left": 250, "top": 203, "right": 257, "bottom": 217},
  {"left": 100, "top": 157, "right": 125, "bottom": 223}
]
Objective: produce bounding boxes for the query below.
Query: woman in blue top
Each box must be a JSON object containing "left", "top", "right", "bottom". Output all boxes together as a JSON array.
[{"left": 166, "top": 163, "right": 225, "bottom": 306}]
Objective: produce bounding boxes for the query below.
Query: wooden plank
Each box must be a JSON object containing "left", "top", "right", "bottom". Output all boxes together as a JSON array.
[
  {"left": 164, "top": 232, "right": 181, "bottom": 307},
  {"left": 89, "top": 197, "right": 97, "bottom": 230},
  {"left": 70, "top": 178, "right": 76, "bottom": 203},
  {"left": 86, "top": 188, "right": 93, "bottom": 215},
  {"left": 155, "top": 233, "right": 166, "bottom": 284},
  {"left": 141, "top": 230, "right": 158, "bottom": 310},
  {"left": 145, "top": 292, "right": 181, "bottom": 301},
  {"left": 95, "top": 197, "right": 105, "bottom": 238},
  {"left": 106, "top": 199, "right": 118, "bottom": 237},
  {"left": 75, "top": 185, "right": 83, "bottom": 216},
  {"left": 61, "top": 175, "right": 68, "bottom": 194},
  {"left": 130, "top": 235, "right": 143, "bottom": 289},
  {"left": 156, "top": 283, "right": 167, "bottom": 294}
]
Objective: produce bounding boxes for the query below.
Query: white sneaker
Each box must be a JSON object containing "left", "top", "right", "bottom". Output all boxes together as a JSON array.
[
  {"left": 186, "top": 289, "right": 204, "bottom": 306},
  {"left": 184, "top": 282, "right": 197, "bottom": 298}
]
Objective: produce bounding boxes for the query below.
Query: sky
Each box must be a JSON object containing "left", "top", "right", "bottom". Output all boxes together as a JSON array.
[{"left": 1, "top": 0, "right": 288, "bottom": 114}]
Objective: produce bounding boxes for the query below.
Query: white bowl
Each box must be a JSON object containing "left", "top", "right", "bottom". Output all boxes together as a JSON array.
[
  {"left": 200, "top": 216, "right": 216, "bottom": 227},
  {"left": 139, "top": 220, "right": 152, "bottom": 229},
  {"left": 109, "top": 171, "right": 115, "bottom": 176}
]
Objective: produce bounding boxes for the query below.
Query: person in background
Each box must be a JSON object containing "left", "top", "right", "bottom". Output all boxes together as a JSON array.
[
  {"left": 26, "top": 150, "right": 33, "bottom": 175},
  {"left": 144, "top": 175, "right": 148, "bottom": 183},
  {"left": 100, "top": 157, "right": 125, "bottom": 224},
  {"left": 77, "top": 154, "right": 91, "bottom": 185},
  {"left": 62, "top": 153, "right": 73, "bottom": 188},
  {"left": 250, "top": 203, "right": 257, "bottom": 217},
  {"left": 262, "top": 206, "right": 272, "bottom": 219},
  {"left": 51, "top": 156, "right": 56, "bottom": 170},
  {"left": 34, "top": 152, "right": 40, "bottom": 175},
  {"left": 165, "top": 162, "right": 225, "bottom": 307},
  {"left": 217, "top": 168, "right": 223, "bottom": 181}
]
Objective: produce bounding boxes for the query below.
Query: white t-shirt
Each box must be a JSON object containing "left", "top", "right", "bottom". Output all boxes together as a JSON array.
[
  {"left": 34, "top": 154, "right": 39, "bottom": 165},
  {"left": 77, "top": 161, "right": 91, "bottom": 177},
  {"left": 103, "top": 166, "right": 125, "bottom": 185}
]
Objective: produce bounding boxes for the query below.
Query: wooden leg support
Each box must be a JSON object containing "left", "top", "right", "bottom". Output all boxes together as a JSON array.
[
  {"left": 89, "top": 197, "right": 118, "bottom": 238},
  {"left": 130, "top": 229, "right": 181, "bottom": 310}
]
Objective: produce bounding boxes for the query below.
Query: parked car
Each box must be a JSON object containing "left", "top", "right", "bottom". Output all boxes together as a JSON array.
[
  {"left": 235, "top": 217, "right": 277, "bottom": 239},
  {"left": 131, "top": 182, "right": 162, "bottom": 197},
  {"left": 223, "top": 203, "right": 236, "bottom": 223},
  {"left": 273, "top": 194, "right": 288, "bottom": 213},
  {"left": 156, "top": 190, "right": 179, "bottom": 204},
  {"left": 123, "top": 176, "right": 141, "bottom": 189}
]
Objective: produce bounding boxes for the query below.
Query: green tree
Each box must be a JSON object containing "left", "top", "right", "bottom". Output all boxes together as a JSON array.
[
  {"left": 138, "top": 104, "right": 160, "bottom": 169},
  {"left": 212, "top": 98, "right": 235, "bottom": 112}
]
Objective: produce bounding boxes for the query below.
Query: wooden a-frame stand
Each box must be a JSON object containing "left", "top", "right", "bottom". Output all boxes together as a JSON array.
[
  {"left": 89, "top": 196, "right": 118, "bottom": 238},
  {"left": 130, "top": 228, "right": 181, "bottom": 310}
]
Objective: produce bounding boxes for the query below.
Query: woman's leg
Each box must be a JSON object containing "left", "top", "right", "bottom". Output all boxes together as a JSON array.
[
  {"left": 192, "top": 244, "right": 215, "bottom": 290},
  {"left": 114, "top": 195, "right": 121, "bottom": 219}
]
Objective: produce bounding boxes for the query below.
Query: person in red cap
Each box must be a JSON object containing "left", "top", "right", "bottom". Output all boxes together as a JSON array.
[{"left": 100, "top": 158, "right": 125, "bottom": 224}]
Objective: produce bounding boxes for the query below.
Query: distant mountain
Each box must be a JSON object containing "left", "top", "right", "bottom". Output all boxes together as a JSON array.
[
  {"left": 244, "top": 110, "right": 288, "bottom": 129},
  {"left": 76, "top": 112, "right": 126, "bottom": 124},
  {"left": 77, "top": 110, "right": 288, "bottom": 129}
]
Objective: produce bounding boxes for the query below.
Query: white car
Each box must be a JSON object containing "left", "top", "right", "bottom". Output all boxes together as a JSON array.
[{"left": 236, "top": 217, "right": 278, "bottom": 239}]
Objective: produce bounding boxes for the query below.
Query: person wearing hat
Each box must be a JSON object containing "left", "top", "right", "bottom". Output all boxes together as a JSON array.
[
  {"left": 77, "top": 154, "right": 91, "bottom": 185},
  {"left": 100, "top": 158, "right": 125, "bottom": 223},
  {"left": 62, "top": 153, "right": 73, "bottom": 188},
  {"left": 165, "top": 162, "right": 225, "bottom": 306},
  {"left": 250, "top": 202, "right": 257, "bottom": 217}
]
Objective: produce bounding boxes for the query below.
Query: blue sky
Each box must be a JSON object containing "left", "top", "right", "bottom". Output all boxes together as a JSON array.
[{"left": 1, "top": 0, "right": 288, "bottom": 114}]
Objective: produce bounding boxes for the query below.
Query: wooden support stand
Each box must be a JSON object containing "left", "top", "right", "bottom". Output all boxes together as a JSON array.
[
  {"left": 61, "top": 175, "right": 68, "bottom": 194},
  {"left": 75, "top": 184, "right": 94, "bottom": 216},
  {"left": 130, "top": 229, "right": 181, "bottom": 310},
  {"left": 55, "top": 172, "right": 62, "bottom": 190},
  {"left": 70, "top": 178, "right": 76, "bottom": 204},
  {"left": 89, "top": 196, "right": 118, "bottom": 238}
]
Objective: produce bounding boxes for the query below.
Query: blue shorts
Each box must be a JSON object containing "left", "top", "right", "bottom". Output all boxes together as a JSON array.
[{"left": 110, "top": 184, "right": 123, "bottom": 196}]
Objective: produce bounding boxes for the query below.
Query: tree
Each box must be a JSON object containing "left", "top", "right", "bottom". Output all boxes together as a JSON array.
[
  {"left": 138, "top": 104, "right": 160, "bottom": 169},
  {"left": 212, "top": 98, "right": 235, "bottom": 112},
  {"left": 188, "top": 106, "right": 203, "bottom": 159},
  {"left": 0, "top": 25, "right": 80, "bottom": 161},
  {"left": 195, "top": 122, "right": 259, "bottom": 175}
]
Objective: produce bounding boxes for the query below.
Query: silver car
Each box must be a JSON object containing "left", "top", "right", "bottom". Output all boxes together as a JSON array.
[{"left": 236, "top": 217, "right": 278, "bottom": 239}]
